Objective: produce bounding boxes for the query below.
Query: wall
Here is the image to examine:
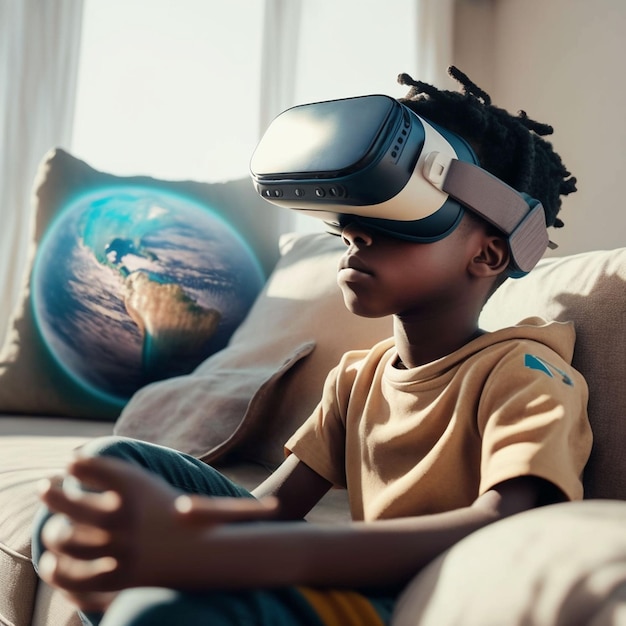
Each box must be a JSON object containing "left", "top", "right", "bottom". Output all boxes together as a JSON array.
[{"left": 454, "top": 0, "right": 626, "bottom": 256}]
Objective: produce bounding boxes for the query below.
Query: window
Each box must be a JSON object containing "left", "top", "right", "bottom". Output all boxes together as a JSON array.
[
  {"left": 72, "top": 0, "right": 417, "bottom": 183},
  {"left": 72, "top": 0, "right": 264, "bottom": 181}
]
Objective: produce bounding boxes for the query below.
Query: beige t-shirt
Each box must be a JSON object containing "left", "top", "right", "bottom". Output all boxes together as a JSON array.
[{"left": 285, "top": 317, "right": 592, "bottom": 522}]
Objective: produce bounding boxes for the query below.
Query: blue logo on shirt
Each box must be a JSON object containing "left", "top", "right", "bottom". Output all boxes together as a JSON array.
[{"left": 524, "top": 354, "right": 573, "bottom": 386}]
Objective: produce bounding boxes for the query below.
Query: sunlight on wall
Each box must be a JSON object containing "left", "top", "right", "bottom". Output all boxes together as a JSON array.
[{"left": 72, "top": 0, "right": 417, "bottom": 184}]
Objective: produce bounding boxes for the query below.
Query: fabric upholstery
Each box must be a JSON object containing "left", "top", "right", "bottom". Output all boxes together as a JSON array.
[
  {"left": 0, "top": 436, "right": 89, "bottom": 626},
  {"left": 393, "top": 500, "right": 626, "bottom": 626}
]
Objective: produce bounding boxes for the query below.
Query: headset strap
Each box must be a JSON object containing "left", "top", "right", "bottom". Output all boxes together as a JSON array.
[{"left": 442, "top": 159, "right": 549, "bottom": 275}]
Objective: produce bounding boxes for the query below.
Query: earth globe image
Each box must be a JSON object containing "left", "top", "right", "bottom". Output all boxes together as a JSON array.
[{"left": 32, "top": 185, "right": 265, "bottom": 407}]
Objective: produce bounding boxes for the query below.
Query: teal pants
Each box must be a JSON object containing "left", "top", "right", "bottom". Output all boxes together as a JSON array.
[{"left": 32, "top": 436, "right": 395, "bottom": 626}]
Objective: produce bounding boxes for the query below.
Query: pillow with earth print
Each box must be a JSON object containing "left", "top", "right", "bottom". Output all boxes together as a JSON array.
[{"left": 0, "top": 148, "right": 275, "bottom": 420}]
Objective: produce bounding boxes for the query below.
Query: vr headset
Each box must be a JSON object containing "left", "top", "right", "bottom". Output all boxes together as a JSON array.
[{"left": 250, "top": 94, "right": 551, "bottom": 277}]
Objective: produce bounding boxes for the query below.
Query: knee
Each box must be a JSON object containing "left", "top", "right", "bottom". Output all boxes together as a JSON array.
[{"left": 78, "top": 436, "right": 154, "bottom": 464}]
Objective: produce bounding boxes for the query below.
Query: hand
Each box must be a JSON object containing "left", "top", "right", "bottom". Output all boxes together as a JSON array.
[{"left": 38, "top": 455, "right": 279, "bottom": 597}]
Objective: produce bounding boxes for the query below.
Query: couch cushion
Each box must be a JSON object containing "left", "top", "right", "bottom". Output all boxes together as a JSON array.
[
  {"left": 0, "top": 416, "right": 114, "bottom": 438},
  {"left": 0, "top": 436, "right": 89, "bottom": 626},
  {"left": 31, "top": 581, "right": 82, "bottom": 626},
  {"left": 393, "top": 500, "right": 626, "bottom": 626},
  {"left": 115, "top": 232, "right": 394, "bottom": 467},
  {"left": 480, "top": 248, "right": 626, "bottom": 500}
]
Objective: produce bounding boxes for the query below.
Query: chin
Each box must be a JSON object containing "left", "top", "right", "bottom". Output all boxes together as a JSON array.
[
  {"left": 339, "top": 285, "right": 389, "bottom": 319},
  {"left": 345, "top": 300, "right": 388, "bottom": 319}
]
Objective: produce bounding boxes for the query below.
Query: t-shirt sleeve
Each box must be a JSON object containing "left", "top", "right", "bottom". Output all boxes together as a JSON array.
[
  {"left": 477, "top": 343, "right": 592, "bottom": 501},
  {"left": 284, "top": 361, "right": 349, "bottom": 488}
]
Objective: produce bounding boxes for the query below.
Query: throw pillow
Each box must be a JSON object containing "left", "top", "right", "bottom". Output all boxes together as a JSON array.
[
  {"left": 115, "top": 232, "right": 394, "bottom": 466},
  {"left": 0, "top": 148, "right": 274, "bottom": 420}
]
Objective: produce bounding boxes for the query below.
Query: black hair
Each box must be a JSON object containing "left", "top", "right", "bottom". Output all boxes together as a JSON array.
[{"left": 398, "top": 66, "right": 576, "bottom": 229}]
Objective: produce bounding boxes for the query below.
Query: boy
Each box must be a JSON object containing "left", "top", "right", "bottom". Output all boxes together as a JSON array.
[{"left": 33, "top": 67, "right": 592, "bottom": 625}]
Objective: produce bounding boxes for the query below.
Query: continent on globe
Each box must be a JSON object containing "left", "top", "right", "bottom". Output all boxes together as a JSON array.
[{"left": 123, "top": 270, "right": 222, "bottom": 380}]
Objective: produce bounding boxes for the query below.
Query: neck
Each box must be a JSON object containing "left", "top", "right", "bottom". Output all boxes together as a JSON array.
[{"left": 392, "top": 308, "right": 483, "bottom": 369}]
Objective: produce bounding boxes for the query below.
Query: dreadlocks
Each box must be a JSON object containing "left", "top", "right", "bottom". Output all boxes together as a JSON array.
[{"left": 398, "top": 66, "right": 576, "bottom": 228}]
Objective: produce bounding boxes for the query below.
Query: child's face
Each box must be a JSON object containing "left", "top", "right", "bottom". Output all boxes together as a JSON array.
[{"left": 337, "top": 217, "right": 487, "bottom": 319}]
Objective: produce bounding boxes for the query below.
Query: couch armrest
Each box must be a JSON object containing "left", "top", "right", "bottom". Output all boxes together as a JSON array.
[{"left": 392, "top": 500, "right": 626, "bottom": 626}]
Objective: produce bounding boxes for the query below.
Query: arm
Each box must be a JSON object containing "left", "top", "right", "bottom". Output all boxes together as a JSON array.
[
  {"left": 168, "top": 475, "right": 547, "bottom": 590},
  {"left": 38, "top": 453, "right": 546, "bottom": 595},
  {"left": 250, "top": 453, "right": 333, "bottom": 520}
]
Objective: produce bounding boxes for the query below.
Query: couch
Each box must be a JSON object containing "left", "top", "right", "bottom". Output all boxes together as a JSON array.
[{"left": 1, "top": 150, "right": 625, "bottom": 625}]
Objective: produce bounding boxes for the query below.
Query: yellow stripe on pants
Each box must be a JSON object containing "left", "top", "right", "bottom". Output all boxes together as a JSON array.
[{"left": 297, "top": 587, "right": 385, "bottom": 626}]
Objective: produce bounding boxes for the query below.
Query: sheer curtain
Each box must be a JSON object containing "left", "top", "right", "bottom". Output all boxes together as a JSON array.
[
  {"left": 415, "top": 0, "right": 455, "bottom": 86},
  {"left": 0, "top": 0, "right": 84, "bottom": 335}
]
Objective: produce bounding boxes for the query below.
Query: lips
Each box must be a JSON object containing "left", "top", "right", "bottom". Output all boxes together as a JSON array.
[{"left": 339, "top": 255, "right": 373, "bottom": 276}]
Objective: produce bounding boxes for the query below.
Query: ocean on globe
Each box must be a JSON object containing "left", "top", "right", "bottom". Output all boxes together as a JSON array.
[{"left": 32, "top": 186, "right": 265, "bottom": 406}]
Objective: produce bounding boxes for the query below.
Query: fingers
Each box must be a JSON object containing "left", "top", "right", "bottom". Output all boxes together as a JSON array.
[
  {"left": 175, "top": 495, "right": 279, "bottom": 526},
  {"left": 41, "top": 513, "right": 125, "bottom": 561},
  {"left": 38, "top": 550, "right": 122, "bottom": 593},
  {"left": 38, "top": 476, "right": 123, "bottom": 529},
  {"left": 39, "top": 456, "right": 159, "bottom": 528}
]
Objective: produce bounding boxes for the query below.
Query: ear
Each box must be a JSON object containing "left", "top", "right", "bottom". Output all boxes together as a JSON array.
[{"left": 468, "top": 236, "right": 510, "bottom": 278}]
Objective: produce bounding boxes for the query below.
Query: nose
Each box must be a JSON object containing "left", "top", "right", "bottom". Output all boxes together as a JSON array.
[{"left": 341, "top": 222, "right": 373, "bottom": 247}]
